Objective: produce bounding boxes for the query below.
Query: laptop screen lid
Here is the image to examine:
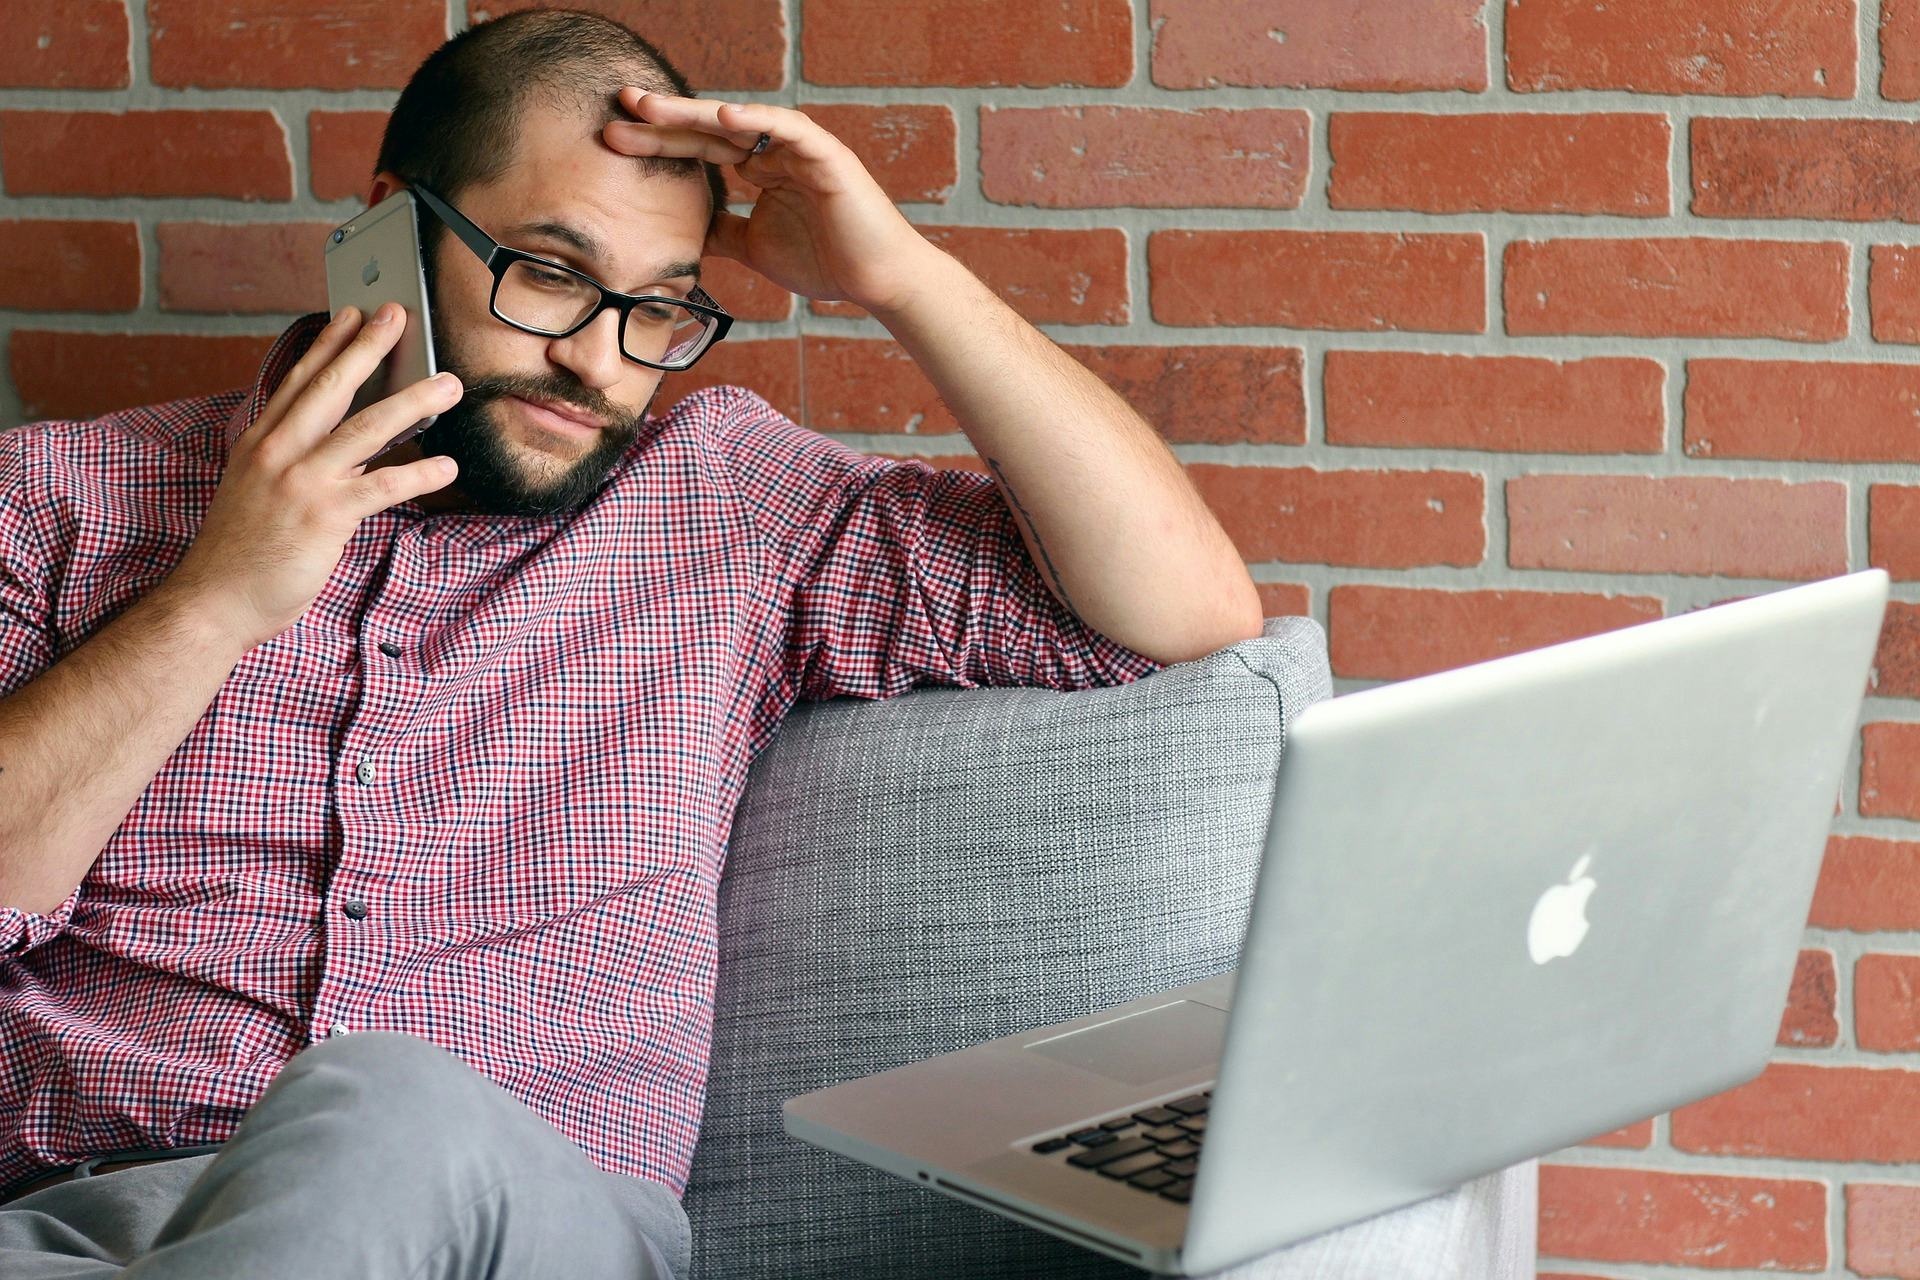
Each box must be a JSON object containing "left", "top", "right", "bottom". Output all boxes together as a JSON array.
[{"left": 1181, "top": 568, "right": 1887, "bottom": 1276}]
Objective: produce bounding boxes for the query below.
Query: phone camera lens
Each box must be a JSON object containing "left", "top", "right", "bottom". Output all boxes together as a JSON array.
[{"left": 331, "top": 229, "right": 345, "bottom": 243}]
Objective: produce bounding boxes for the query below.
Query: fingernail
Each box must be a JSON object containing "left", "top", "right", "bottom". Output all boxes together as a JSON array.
[
  {"left": 373, "top": 303, "right": 397, "bottom": 325},
  {"left": 433, "top": 372, "right": 459, "bottom": 388}
]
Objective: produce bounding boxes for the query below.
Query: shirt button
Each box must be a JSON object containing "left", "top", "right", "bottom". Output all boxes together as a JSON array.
[
  {"left": 328, "top": 1022, "right": 350, "bottom": 1039},
  {"left": 355, "top": 758, "right": 376, "bottom": 785},
  {"left": 342, "top": 899, "right": 369, "bottom": 921},
  {"left": 378, "top": 641, "right": 401, "bottom": 657}
]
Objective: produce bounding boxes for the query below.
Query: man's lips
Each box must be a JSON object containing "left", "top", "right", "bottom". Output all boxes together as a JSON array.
[{"left": 508, "top": 394, "right": 608, "bottom": 433}]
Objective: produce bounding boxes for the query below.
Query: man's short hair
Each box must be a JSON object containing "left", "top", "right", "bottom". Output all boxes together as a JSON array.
[{"left": 376, "top": 8, "right": 727, "bottom": 252}]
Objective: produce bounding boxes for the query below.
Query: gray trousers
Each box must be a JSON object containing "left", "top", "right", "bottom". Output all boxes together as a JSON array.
[{"left": 0, "top": 1031, "right": 691, "bottom": 1279}]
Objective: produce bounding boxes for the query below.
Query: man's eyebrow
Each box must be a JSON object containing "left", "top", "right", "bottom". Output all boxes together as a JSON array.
[{"left": 504, "top": 219, "right": 701, "bottom": 284}]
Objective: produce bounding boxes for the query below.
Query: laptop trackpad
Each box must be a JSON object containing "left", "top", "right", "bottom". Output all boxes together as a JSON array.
[{"left": 1023, "top": 1000, "right": 1227, "bottom": 1087}]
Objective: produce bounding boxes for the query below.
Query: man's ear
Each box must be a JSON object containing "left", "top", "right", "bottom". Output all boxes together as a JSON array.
[{"left": 366, "top": 170, "right": 408, "bottom": 209}]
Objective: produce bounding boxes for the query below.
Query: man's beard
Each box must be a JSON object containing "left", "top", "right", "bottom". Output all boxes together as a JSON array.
[{"left": 409, "top": 296, "right": 658, "bottom": 518}]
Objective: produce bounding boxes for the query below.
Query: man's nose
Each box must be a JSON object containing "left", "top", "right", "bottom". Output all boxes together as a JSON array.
[{"left": 546, "top": 307, "right": 625, "bottom": 391}]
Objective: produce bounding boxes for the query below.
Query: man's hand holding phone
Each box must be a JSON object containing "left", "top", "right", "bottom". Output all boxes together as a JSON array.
[{"left": 166, "top": 302, "right": 461, "bottom": 653}]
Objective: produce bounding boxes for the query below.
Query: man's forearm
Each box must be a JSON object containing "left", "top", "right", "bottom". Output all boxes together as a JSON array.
[
  {"left": 868, "top": 247, "right": 1263, "bottom": 666},
  {"left": 0, "top": 581, "right": 252, "bottom": 916}
]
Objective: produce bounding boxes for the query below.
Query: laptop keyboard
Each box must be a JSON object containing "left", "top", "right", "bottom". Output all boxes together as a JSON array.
[{"left": 1027, "top": 1089, "right": 1209, "bottom": 1203}]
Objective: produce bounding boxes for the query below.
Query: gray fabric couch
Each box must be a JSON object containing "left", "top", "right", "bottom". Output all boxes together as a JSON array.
[{"left": 682, "top": 615, "right": 1539, "bottom": 1278}]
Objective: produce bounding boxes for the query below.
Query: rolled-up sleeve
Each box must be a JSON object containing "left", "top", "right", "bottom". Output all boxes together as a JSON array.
[
  {"left": 0, "top": 427, "right": 78, "bottom": 954},
  {"left": 715, "top": 387, "right": 1166, "bottom": 702}
]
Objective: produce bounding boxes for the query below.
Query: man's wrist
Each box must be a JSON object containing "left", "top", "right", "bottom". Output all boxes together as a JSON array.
[
  {"left": 145, "top": 577, "right": 259, "bottom": 666},
  {"left": 860, "top": 242, "right": 970, "bottom": 329}
]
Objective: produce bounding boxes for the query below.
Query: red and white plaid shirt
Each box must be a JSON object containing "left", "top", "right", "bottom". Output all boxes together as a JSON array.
[{"left": 0, "top": 312, "right": 1164, "bottom": 1197}]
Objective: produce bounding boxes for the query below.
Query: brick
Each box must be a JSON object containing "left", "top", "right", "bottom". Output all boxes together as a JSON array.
[
  {"left": 1256, "top": 583, "right": 1310, "bottom": 618},
  {"left": 1538, "top": 1164, "right": 1827, "bottom": 1271},
  {"left": 799, "top": 103, "right": 955, "bottom": 203},
  {"left": 1149, "top": 230, "right": 1484, "bottom": 333},
  {"left": 0, "top": 111, "right": 291, "bottom": 201},
  {"left": 149, "top": 0, "right": 444, "bottom": 90},
  {"left": 1150, "top": 0, "right": 1487, "bottom": 91},
  {"left": 1686, "top": 360, "right": 1920, "bottom": 464},
  {"left": 0, "top": 0, "right": 129, "bottom": 88},
  {"left": 1693, "top": 118, "right": 1920, "bottom": 222},
  {"left": 1863, "top": 722, "right": 1920, "bottom": 820},
  {"left": 813, "top": 227, "right": 1128, "bottom": 325},
  {"left": 1810, "top": 835, "right": 1920, "bottom": 931},
  {"left": 1885, "top": 0, "right": 1920, "bottom": 100},
  {"left": 0, "top": 221, "right": 141, "bottom": 313},
  {"left": 1064, "top": 345, "right": 1305, "bottom": 446},
  {"left": 469, "top": 0, "right": 787, "bottom": 90},
  {"left": 1872, "top": 486, "right": 1920, "bottom": 582},
  {"left": 1327, "top": 584, "right": 1661, "bottom": 682},
  {"left": 156, "top": 222, "right": 331, "bottom": 315},
  {"left": 309, "top": 111, "right": 388, "bottom": 203},
  {"left": 1329, "top": 113, "right": 1668, "bottom": 216},
  {"left": 1872, "top": 245, "right": 1920, "bottom": 343},
  {"left": 800, "top": 337, "right": 1304, "bottom": 446},
  {"left": 698, "top": 256, "right": 791, "bottom": 323},
  {"left": 1508, "top": 0, "right": 1854, "bottom": 97},
  {"left": 1323, "top": 352, "right": 1664, "bottom": 454},
  {"left": 1507, "top": 474, "right": 1848, "bottom": 580},
  {"left": 1505, "top": 239, "right": 1848, "bottom": 342},
  {"left": 1868, "top": 599, "right": 1920, "bottom": 697},
  {"left": 11, "top": 331, "right": 276, "bottom": 422},
  {"left": 1780, "top": 949, "right": 1838, "bottom": 1047},
  {"left": 1186, "top": 466, "right": 1485, "bottom": 568},
  {"left": 980, "top": 107, "right": 1309, "bottom": 209},
  {"left": 1858, "top": 953, "right": 1920, "bottom": 1052},
  {"left": 802, "top": 0, "right": 1131, "bottom": 87},
  {"left": 1850, "top": 1183, "right": 1920, "bottom": 1276},
  {"left": 1672, "top": 1061, "right": 1920, "bottom": 1162},
  {"left": 654, "top": 338, "right": 800, "bottom": 422},
  {"left": 1582, "top": 1119, "right": 1654, "bottom": 1148}
]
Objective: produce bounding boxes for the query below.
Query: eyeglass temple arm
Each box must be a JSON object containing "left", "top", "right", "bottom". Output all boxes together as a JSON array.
[{"left": 407, "top": 184, "right": 498, "bottom": 267}]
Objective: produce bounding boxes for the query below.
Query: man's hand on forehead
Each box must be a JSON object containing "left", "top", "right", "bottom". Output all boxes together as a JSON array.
[{"left": 600, "top": 89, "right": 944, "bottom": 320}]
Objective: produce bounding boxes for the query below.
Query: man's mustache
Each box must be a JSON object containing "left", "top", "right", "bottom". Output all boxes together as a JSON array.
[{"left": 457, "top": 372, "right": 639, "bottom": 432}]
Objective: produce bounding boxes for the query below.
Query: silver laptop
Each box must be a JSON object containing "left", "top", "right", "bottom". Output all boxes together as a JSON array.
[{"left": 783, "top": 568, "right": 1888, "bottom": 1275}]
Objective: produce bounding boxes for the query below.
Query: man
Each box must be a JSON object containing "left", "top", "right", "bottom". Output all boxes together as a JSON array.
[{"left": 0, "top": 8, "right": 1261, "bottom": 1277}]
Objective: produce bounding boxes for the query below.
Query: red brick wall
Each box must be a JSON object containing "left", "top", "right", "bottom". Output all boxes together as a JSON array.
[{"left": 6, "top": 2, "right": 1920, "bottom": 1274}]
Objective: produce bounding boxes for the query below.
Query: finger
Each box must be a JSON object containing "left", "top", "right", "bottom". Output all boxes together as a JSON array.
[
  {"left": 346, "top": 452, "right": 461, "bottom": 521},
  {"left": 629, "top": 91, "right": 839, "bottom": 165},
  {"left": 246, "top": 306, "right": 365, "bottom": 448},
  {"left": 602, "top": 121, "right": 757, "bottom": 166},
  {"left": 617, "top": 88, "right": 763, "bottom": 148},
  {"left": 313, "top": 370, "right": 463, "bottom": 473},
  {"left": 276, "top": 301, "right": 413, "bottom": 454}
]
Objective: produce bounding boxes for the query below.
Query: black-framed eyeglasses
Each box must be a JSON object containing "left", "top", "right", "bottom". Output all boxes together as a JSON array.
[{"left": 407, "top": 182, "right": 733, "bottom": 372}]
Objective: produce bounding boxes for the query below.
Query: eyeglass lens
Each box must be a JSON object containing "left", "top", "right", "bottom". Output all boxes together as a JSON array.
[{"left": 496, "top": 259, "right": 715, "bottom": 366}]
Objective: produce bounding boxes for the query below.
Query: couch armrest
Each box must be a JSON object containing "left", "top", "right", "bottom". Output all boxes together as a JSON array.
[{"left": 684, "top": 618, "right": 1331, "bottom": 1278}]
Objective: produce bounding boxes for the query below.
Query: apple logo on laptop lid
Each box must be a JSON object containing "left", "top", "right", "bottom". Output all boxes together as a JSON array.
[{"left": 1528, "top": 854, "right": 1596, "bottom": 965}]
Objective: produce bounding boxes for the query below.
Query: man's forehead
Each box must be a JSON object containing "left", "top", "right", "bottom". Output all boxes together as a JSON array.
[{"left": 469, "top": 104, "right": 710, "bottom": 279}]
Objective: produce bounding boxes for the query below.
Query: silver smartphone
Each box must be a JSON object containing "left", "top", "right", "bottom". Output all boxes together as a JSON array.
[{"left": 322, "top": 190, "right": 439, "bottom": 465}]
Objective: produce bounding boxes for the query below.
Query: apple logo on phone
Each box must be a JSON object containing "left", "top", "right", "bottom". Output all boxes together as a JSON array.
[
  {"left": 362, "top": 258, "right": 381, "bottom": 286},
  {"left": 1527, "top": 854, "right": 1596, "bottom": 965}
]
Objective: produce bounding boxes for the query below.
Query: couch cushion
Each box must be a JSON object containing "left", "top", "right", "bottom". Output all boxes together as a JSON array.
[{"left": 684, "top": 616, "right": 1332, "bottom": 1278}]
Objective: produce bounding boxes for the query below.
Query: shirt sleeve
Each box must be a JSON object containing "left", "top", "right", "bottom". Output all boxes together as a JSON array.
[
  {"left": 0, "top": 427, "right": 81, "bottom": 955},
  {"left": 715, "top": 387, "right": 1167, "bottom": 703}
]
